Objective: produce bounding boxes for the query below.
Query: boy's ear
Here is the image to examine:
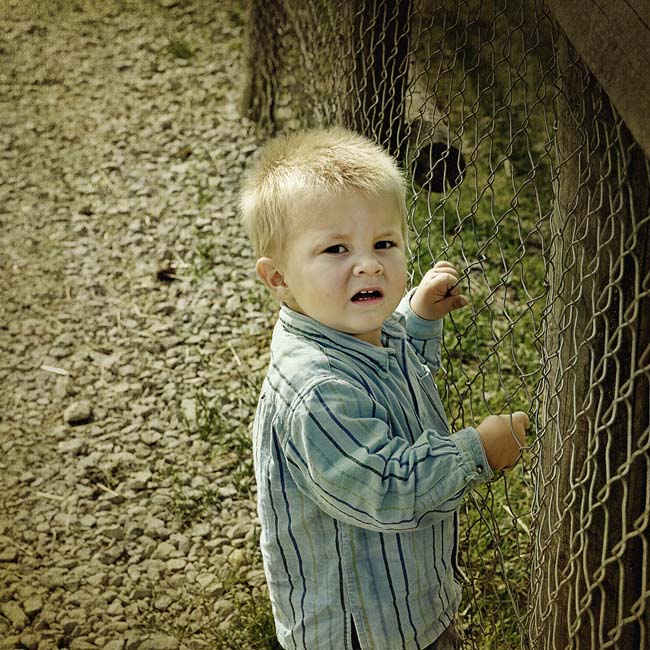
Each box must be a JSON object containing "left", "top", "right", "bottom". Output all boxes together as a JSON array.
[{"left": 256, "top": 257, "right": 292, "bottom": 302}]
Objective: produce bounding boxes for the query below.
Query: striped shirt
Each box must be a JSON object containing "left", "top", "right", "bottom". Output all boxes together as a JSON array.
[{"left": 253, "top": 292, "right": 493, "bottom": 650}]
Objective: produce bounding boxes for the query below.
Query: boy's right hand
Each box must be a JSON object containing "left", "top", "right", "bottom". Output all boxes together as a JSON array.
[{"left": 476, "top": 412, "right": 529, "bottom": 471}]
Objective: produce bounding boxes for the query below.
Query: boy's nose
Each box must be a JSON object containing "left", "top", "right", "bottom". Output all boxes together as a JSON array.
[{"left": 353, "top": 255, "right": 383, "bottom": 276}]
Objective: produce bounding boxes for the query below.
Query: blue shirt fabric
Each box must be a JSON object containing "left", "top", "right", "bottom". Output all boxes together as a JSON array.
[{"left": 253, "top": 292, "right": 493, "bottom": 650}]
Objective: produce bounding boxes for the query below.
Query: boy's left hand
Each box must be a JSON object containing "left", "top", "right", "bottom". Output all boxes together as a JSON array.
[{"left": 410, "top": 261, "right": 469, "bottom": 321}]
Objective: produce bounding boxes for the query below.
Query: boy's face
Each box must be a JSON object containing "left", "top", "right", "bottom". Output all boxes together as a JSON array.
[{"left": 268, "top": 189, "right": 407, "bottom": 346}]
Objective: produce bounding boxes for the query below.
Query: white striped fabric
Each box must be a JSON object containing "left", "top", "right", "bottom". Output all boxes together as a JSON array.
[{"left": 253, "top": 292, "right": 492, "bottom": 650}]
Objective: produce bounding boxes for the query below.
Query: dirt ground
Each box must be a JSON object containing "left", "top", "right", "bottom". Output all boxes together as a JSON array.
[{"left": 1, "top": 1, "right": 272, "bottom": 647}]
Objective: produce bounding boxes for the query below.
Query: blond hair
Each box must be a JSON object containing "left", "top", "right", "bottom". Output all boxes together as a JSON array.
[{"left": 239, "top": 127, "right": 407, "bottom": 258}]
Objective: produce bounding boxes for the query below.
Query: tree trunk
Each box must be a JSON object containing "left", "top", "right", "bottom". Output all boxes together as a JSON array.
[
  {"left": 239, "top": 0, "right": 286, "bottom": 132},
  {"left": 346, "top": 0, "right": 412, "bottom": 161}
]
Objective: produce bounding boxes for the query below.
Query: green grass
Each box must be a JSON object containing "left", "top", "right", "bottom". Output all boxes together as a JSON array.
[
  {"left": 165, "top": 465, "right": 222, "bottom": 529},
  {"left": 166, "top": 38, "right": 194, "bottom": 60},
  {"left": 213, "top": 596, "right": 282, "bottom": 650},
  {"left": 408, "top": 172, "right": 546, "bottom": 647}
]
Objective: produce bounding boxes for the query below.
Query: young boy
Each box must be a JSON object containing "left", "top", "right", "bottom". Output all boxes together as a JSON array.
[{"left": 240, "top": 127, "right": 528, "bottom": 650}]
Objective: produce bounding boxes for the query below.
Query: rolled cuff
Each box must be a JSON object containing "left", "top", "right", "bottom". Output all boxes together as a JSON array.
[
  {"left": 452, "top": 426, "right": 494, "bottom": 484},
  {"left": 396, "top": 288, "right": 445, "bottom": 340}
]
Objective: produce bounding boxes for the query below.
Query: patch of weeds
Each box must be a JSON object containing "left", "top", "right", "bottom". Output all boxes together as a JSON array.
[
  {"left": 221, "top": 421, "right": 254, "bottom": 493},
  {"left": 189, "top": 236, "right": 217, "bottom": 282},
  {"left": 166, "top": 467, "right": 221, "bottom": 529},
  {"left": 83, "top": 465, "right": 128, "bottom": 492},
  {"left": 194, "top": 174, "right": 212, "bottom": 209},
  {"left": 227, "top": 6, "right": 244, "bottom": 28},
  {"left": 166, "top": 38, "right": 193, "bottom": 59},
  {"left": 213, "top": 594, "right": 281, "bottom": 650},
  {"left": 139, "top": 586, "right": 195, "bottom": 641},
  {"left": 192, "top": 391, "right": 225, "bottom": 442},
  {"left": 178, "top": 387, "right": 255, "bottom": 498}
]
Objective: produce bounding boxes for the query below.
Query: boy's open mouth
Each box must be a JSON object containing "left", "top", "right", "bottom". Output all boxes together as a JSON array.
[{"left": 351, "top": 289, "right": 383, "bottom": 302}]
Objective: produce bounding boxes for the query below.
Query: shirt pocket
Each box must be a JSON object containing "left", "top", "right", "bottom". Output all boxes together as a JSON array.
[
  {"left": 415, "top": 359, "right": 430, "bottom": 380},
  {"left": 414, "top": 362, "right": 450, "bottom": 432}
]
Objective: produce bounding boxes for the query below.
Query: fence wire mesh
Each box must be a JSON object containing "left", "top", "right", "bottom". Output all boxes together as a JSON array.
[{"left": 240, "top": 0, "right": 650, "bottom": 647}]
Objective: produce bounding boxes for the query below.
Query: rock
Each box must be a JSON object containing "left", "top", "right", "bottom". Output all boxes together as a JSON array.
[
  {"left": 144, "top": 517, "right": 168, "bottom": 539},
  {"left": 103, "top": 641, "right": 125, "bottom": 650},
  {"left": 217, "top": 485, "right": 237, "bottom": 498},
  {"left": 69, "top": 640, "right": 97, "bottom": 650},
  {"left": 78, "top": 451, "right": 102, "bottom": 471},
  {"left": 0, "top": 547, "right": 18, "bottom": 562},
  {"left": 226, "top": 523, "right": 249, "bottom": 540},
  {"left": 125, "top": 633, "right": 144, "bottom": 650},
  {"left": 180, "top": 398, "right": 196, "bottom": 425},
  {"left": 57, "top": 437, "right": 86, "bottom": 454},
  {"left": 127, "top": 565, "right": 141, "bottom": 582},
  {"left": 41, "top": 568, "right": 67, "bottom": 589},
  {"left": 140, "top": 430, "right": 162, "bottom": 445},
  {"left": 169, "top": 532, "right": 190, "bottom": 554},
  {"left": 99, "top": 544, "right": 125, "bottom": 563},
  {"left": 86, "top": 572, "right": 108, "bottom": 587},
  {"left": 19, "top": 632, "right": 38, "bottom": 650},
  {"left": 125, "top": 522, "right": 144, "bottom": 538},
  {"left": 228, "top": 549, "right": 247, "bottom": 568},
  {"left": 213, "top": 599, "right": 235, "bottom": 618},
  {"left": 106, "top": 600, "right": 123, "bottom": 616},
  {"left": 1, "top": 601, "right": 27, "bottom": 629},
  {"left": 63, "top": 400, "right": 93, "bottom": 425},
  {"left": 101, "top": 525, "right": 124, "bottom": 540},
  {"left": 22, "top": 595, "right": 43, "bottom": 618},
  {"left": 127, "top": 469, "right": 152, "bottom": 490},
  {"left": 166, "top": 558, "right": 186, "bottom": 571},
  {"left": 151, "top": 541, "right": 175, "bottom": 560},
  {"left": 132, "top": 583, "right": 151, "bottom": 599},
  {"left": 246, "top": 569, "right": 267, "bottom": 587},
  {"left": 190, "top": 523, "right": 210, "bottom": 538},
  {"left": 79, "top": 514, "right": 96, "bottom": 528},
  {"left": 154, "top": 595, "right": 172, "bottom": 611},
  {"left": 54, "top": 374, "right": 76, "bottom": 399},
  {"left": 139, "top": 635, "right": 179, "bottom": 650}
]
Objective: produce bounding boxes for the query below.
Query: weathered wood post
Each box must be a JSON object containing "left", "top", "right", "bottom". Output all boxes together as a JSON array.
[{"left": 529, "top": 30, "right": 650, "bottom": 649}]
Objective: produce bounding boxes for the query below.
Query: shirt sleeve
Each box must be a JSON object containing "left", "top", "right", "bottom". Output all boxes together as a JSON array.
[
  {"left": 283, "top": 377, "right": 492, "bottom": 532},
  {"left": 392, "top": 288, "right": 444, "bottom": 375}
]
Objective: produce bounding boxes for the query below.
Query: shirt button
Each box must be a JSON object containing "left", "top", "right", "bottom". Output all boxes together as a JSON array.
[{"left": 476, "top": 465, "right": 484, "bottom": 474}]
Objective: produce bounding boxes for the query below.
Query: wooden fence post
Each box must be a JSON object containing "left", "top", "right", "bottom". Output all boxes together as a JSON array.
[{"left": 530, "top": 33, "right": 650, "bottom": 650}]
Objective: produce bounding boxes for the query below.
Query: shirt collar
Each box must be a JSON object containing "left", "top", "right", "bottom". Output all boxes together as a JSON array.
[{"left": 278, "top": 304, "right": 404, "bottom": 373}]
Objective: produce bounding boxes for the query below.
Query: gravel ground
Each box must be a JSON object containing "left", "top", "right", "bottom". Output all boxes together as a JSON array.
[{"left": 1, "top": 1, "right": 273, "bottom": 647}]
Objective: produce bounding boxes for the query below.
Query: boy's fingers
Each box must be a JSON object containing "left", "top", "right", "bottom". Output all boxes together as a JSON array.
[
  {"left": 432, "top": 262, "right": 459, "bottom": 278},
  {"left": 438, "top": 295, "right": 468, "bottom": 311},
  {"left": 428, "top": 266, "right": 459, "bottom": 279},
  {"left": 439, "top": 272, "right": 460, "bottom": 290},
  {"left": 511, "top": 412, "right": 530, "bottom": 446},
  {"left": 453, "top": 295, "right": 468, "bottom": 309},
  {"left": 513, "top": 411, "right": 530, "bottom": 428}
]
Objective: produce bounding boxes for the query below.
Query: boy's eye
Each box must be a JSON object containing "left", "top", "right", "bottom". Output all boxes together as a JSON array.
[
  {"left": 375, "top": 240, "right": 397, "bottom": 250},
  {"left": 323, "top": 244, "right": 347, "bottom": 254}
]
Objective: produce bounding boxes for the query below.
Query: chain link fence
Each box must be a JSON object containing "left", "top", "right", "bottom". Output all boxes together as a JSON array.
[{"left": 240, "top": 0, "right": 650, "bottom": 647}]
